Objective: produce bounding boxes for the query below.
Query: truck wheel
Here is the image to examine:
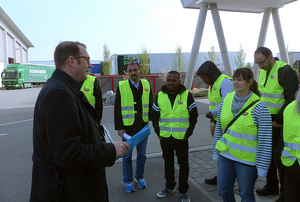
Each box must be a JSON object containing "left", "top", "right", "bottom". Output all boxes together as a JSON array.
[{"left": 6, "top": 88, "right": 9, "bottom": 90}]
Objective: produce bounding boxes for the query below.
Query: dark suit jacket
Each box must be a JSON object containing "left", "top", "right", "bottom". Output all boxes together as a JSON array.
[{"left": 30, "top": 69, "right": 116, "bottom": 202}]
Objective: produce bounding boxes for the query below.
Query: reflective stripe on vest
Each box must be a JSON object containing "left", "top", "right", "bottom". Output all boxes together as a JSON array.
[
  {"left": 209, "top": 102, "right": 221, "bottom": 107},
  {"left": 80, "top": 75, "right": 96, "bottom": 107},
  {"left": 158, "top": 90, "right": 189, "bottom": 140},
  {"left": 258, "top": 60, "right": 286, "bottom": 114},
  {"left": 208, "top": 74, "right": 232, "bottom": 120},
  {"left": 216, "top": 92, "right": 260, "bottom": 163},
  {"left": 281, "top": 101, "right": 300, "bottom": 166},
  {"left": 119, "top": 79, "right": 150, "bottom": 126}
]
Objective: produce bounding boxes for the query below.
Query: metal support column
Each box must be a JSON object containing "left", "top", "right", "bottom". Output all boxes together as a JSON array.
[
  {"left": 210, "top": 3, "right": 232, "bottom": 77},
  {"left": 272, "top": 8, "right": 289, "bottom": 63},
  {"left": 253, "top": 8, "right": 271, "bottom": 80},
  {"left": 184, "top": 3, "right": 208, "bottom": 90}
]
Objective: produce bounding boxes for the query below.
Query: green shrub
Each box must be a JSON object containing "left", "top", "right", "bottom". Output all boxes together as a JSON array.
[{"left": 192, "top": 91, "right": 208, "bottom": 98}]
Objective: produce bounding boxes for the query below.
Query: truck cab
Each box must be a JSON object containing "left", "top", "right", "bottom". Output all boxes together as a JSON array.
[{"left": 1, "top": 67, "right": 24, "bottom": 89}]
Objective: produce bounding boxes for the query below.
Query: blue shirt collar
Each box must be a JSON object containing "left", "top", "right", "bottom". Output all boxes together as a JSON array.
[{"left": 130, "top": 79, "right": 139, "bottom": 89}]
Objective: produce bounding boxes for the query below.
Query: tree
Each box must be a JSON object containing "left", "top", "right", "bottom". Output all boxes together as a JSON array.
[
  {"left": 159, "top": 66, "right": 170, "bottom": 82},
  {"left": 102, "top": 43, "right": 113, "bottom": 75},
  {"left": 204, "top": 44, "right": 216, "bottom": 62},
  {"left": 245, "top": 62, "right": 252, "bottom": 69},
  {"left": 138, "top": 46, "right": 150, "bottom": 74},
  {"left": 172, "top": 45, "right": 187, "bottom": 72},
  {"left": 234, "top": 44, "right": 247, "bottom": 69}
]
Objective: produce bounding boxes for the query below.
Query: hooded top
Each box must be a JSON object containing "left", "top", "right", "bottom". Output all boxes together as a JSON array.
[{"left": 196, "top": 61, "right": 222, "bottom": 80}]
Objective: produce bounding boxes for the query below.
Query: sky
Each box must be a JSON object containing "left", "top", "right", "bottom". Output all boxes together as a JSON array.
[{"left": 1, "top": 0, "right": 300, "bottom": 63}]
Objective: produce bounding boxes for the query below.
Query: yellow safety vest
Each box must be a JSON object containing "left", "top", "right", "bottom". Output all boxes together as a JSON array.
[
  {"left": 208, "top": 74, "right": 232, "bottom": 120},
  {"left": 158, "top": 90, "right": 189, "bottom": 140},
  {"left": 81, "top": 75, "right": 96, "bottom": 107},
  {"left": 216, "top": 92, "right": 260, "bottom": 163},
  {"left": 281, "top": 101, "right": 300, "bottom": 166},
  {"left": 258, "top": 60, "right": 286, "bottom": 114},
  {"left": 119, "top": 79, "right": 150, "bottom": 126}
]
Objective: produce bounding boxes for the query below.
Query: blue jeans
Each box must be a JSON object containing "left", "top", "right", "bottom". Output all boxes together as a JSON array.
[
  {"left": 122, "top": 136, "right": 148, "bottom": 183},
  {"left": 217, "top": 155, "right": 258, "bottom": 202}
]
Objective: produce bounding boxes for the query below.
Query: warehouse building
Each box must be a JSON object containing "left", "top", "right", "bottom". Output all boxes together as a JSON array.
[{"left": 0, "top": 5, "right": 34, "bottom": 84}]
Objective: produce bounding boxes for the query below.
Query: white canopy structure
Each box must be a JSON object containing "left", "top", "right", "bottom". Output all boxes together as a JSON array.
[{"left": 181, "top": 0, "right": 298, "bottom": 89}]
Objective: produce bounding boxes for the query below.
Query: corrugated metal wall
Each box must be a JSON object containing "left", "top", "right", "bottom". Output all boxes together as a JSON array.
[
  {"left": 7, "top": 34, "right": 14, "bottom": 58},
  {"left": 15, "top": 42, "right": 21, "bottom": 63},
  {"left": 22, "top": 48, "right": 27, "bottom": 63},
  {"left": 0, "top": 28, "right": 4, "bottom": 61}
]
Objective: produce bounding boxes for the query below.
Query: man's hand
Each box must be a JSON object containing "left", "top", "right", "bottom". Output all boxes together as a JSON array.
[
  {"left": 118, "top": 129, "right": 126, "bottom": 138},
  {"left": 272, "top": 121, "right": 283, "bottom": 128},
  {"left": 205, "top": 111, "right": 213, "bottom": 119},
  {"left": 158, "top": 135, "right": 162, "bottom": 140},
  {"left": 113, "top": 141, "right": 130, "bottom": 158},
  {"left": 182, "top": 136, "right": 188, "bottom": 141}
]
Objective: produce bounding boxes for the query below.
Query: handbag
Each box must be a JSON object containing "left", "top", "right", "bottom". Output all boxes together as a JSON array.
[{"left": 223, "top": 100, "right": 260, "bottom": 134}]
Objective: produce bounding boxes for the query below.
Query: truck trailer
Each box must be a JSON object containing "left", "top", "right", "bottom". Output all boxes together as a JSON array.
[{"left": 1, "top": 63, "right": 55, "bottom": 89}]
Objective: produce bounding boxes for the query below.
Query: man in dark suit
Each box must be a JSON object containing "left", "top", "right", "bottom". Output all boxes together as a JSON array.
[{"left": 30, "top": 41, "right": 129, "bottom": 202}]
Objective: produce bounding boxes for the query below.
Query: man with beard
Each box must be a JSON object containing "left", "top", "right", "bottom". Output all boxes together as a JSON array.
[
  {"left": 152, "top": 71, "right": 198, "bottom": 202},
  {"left": 114, "top": 59, "right": 153, "bottom": 193},
  {"left": 196, "top": 61, "right": 234, "bottom": 185},
  {"left": 254, "top": 47, "right": 298, "bottom": 202}
]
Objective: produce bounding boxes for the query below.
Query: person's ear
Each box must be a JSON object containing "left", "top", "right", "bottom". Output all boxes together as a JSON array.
[
  {"left": 248, "top": 79, "right": 253, "bottom": 86},
  {"left": 67, "top": 56, "right": 76, "bottom": 68}
]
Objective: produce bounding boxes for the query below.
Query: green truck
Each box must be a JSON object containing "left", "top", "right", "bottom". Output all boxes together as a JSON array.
[{"left": 1, "top": 63, "right": 55, "bottom": 89}]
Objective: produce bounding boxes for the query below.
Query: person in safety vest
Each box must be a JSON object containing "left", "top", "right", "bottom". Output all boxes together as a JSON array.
[
  {"left": 80, "top": 74, "right": 103, "bottom": 124},
  {"left": 80, "top": 74, "right": 105, "bottom": 141},
  {"left": 281, "top": 90, "right": 300, "bottom": 201},
  {"left": 213, "top": 68, "right": 272, "bottom": 202},
  {"left": 196, "top": 61, "right": 234, "bottom": 185},
  {"left": 152, "top": 71, "right": 198, "bottom": 202},
  {"left": 254, "top": 47, "right": 299, "bottom": 202},
  {"left": 114, "top": 59, "right": 153, "bottom": 193}
]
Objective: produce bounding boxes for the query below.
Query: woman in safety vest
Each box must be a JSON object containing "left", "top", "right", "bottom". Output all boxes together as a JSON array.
[
  {"left": 213, "top": 68, "right": 272, "bottom": 202},
  {"left": 281, "top": 90, "right": 300, "bottom": 201}
]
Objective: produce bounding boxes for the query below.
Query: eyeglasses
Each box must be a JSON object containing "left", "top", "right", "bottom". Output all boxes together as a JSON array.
[
  {"left": 74, "top": 56, "right": 90, "bottom": 63},
  {"left": 255, "top": 56, "right": 268, "bottom": 65}
]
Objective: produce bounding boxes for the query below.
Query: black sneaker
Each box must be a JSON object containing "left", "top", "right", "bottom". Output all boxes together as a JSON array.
[
  {"left": 157, "top": 188, "right": 175, "bottom": 198},
  {"left": 180, "top": 193, "right": 191, "bottom": 202},
  {"left": 205, "top": 176, "right": 217, "bottom": 185},
  {"left": 255, "top": 185, "right": 279, "bottom": 196}
]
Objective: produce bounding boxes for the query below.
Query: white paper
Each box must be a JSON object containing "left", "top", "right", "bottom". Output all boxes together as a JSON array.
[{"left": 123, "top": 133, "right": 131, "bottom": 140}]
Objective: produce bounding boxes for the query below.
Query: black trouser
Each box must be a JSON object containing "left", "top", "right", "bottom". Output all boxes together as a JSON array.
[
  {"left": 266, "top": 124, "right": 286, "bottom": 198},
  {"left": 160, "top": 136, "right": 189, "bottom": 194},
  {"left": 285, "top": 161, "right": 300, "bottom": 202}
]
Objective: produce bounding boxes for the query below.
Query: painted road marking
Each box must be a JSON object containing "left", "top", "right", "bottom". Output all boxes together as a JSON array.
[
  {"left": 0, "top": 119, "right": 33, "bottom": 127},
  {"left": 0, "top": 133, "right": 7, "bottom": 136}
]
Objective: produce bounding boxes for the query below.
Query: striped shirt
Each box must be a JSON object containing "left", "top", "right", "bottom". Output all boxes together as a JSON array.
[{"left": 212, "top": 100, "right": 272, "bottom": 177}]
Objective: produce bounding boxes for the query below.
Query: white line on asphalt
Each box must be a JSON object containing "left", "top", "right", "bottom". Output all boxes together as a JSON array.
[
  {"left": 0, "top": 119, "right": 33, "bottom": 126},
  {"left": 103, "top": 105, "right": 114, "bottom": 108},
  {"left": 0, "top": 133, "right": 7, "bottom": 136},
  {"left": 102, "top": 123, "right": 114, "bottom": 126}
]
